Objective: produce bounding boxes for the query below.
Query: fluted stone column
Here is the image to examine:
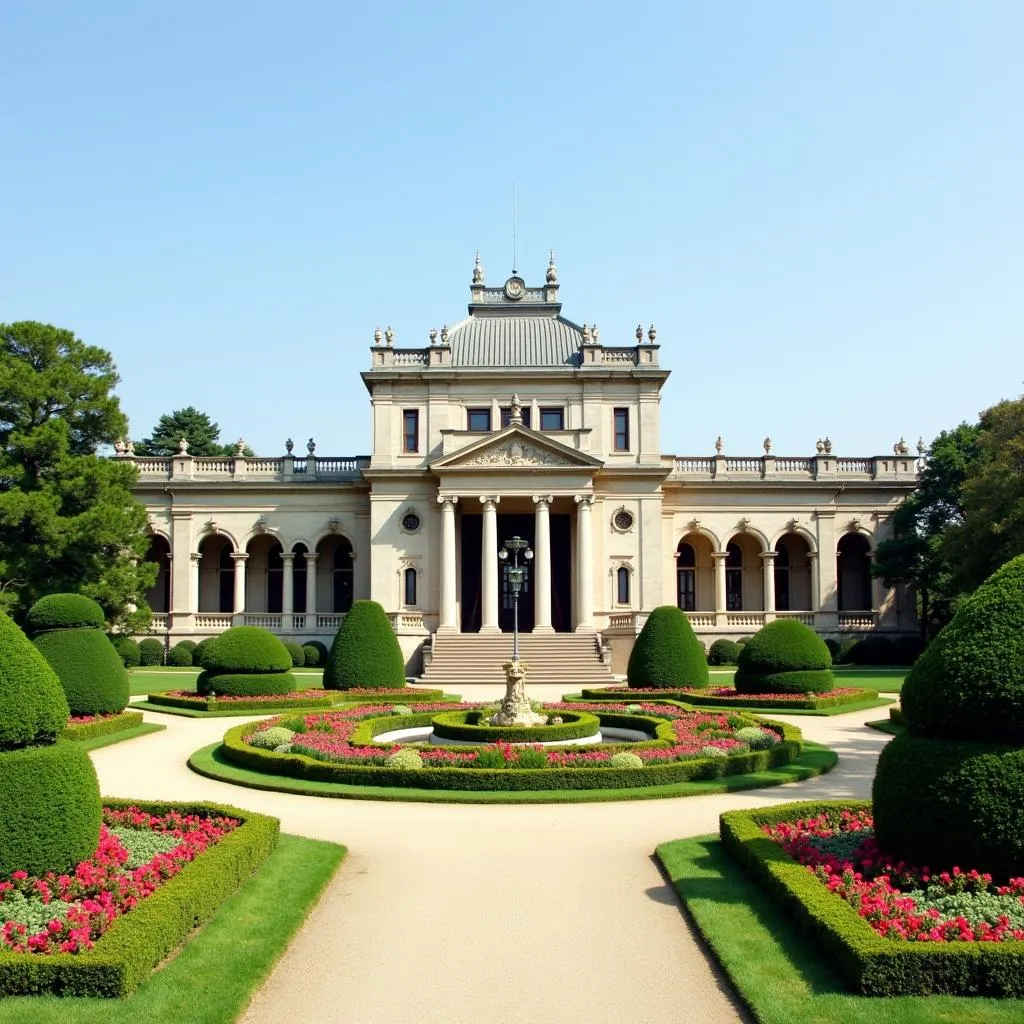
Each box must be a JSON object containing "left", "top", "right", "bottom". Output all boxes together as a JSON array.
[
  {"left": 575, "top": 495, "right": 594, "bottom": 630},
  {"left": 438, "top": 496, "right": 459, "bottom": 631},
  {"left": 281, "top": 552, "right": 294, "bottom": 628},
  {"left": 533, "top": 495, "right": 553, "bottom": 632},
  {"left": 231, "top": 552, "right": 249, "bottom": 617},
  {"left": 712, "top": 551, "right": 728, "bottom": 625},
  {"left": 305, "top": 552, "right": 319, "bottom": 622},
  {"left": 761, "top": 550, "right": 776, "bottom": 617},
  {"left": 480, "top": 496, "right": 500, "bottom": 633}
]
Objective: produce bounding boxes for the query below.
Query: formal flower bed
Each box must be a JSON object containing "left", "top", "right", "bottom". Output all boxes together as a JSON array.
[
  {"left": 61, "top": 709, "right": 145, "bottom": 742},
  {"left": 146, "top": 689, "right": 339, "bottom": 714},
  {"left": 764, "top": 807, "right": 1024, "bottom": 942},
  {"left": 577, "top": 685, "right": 877, "bottom": 711},
  {"left": 0, "top": 806, "right": 239, "bottom": 955}
]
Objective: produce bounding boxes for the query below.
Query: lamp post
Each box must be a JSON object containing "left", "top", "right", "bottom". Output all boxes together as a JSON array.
[{"left": 498, "top": 535, "right": 533, "bottom": 661}]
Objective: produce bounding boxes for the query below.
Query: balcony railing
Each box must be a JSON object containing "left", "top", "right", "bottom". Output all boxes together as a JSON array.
[
  {"left": 669, "top": 452, "right": 917, "bottom": 482},
  {"left": 122, "top": 454, "right": 370, "bottom": 483}
]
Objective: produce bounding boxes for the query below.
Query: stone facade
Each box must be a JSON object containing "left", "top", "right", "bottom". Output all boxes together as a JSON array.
[{"left": 129, "top": 260, "right": 919, "bottom": 671}]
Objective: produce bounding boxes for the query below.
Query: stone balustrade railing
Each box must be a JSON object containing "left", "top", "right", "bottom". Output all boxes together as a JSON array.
[
  {"left": 669, "top": 453, "right": 917, "bottom": 481},
  {"left": 121, "top": 454, "right": 370, "bottom": 482}
]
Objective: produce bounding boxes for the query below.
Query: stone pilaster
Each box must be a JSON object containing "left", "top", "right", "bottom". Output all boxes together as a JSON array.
[
  {"left": 533, "top": 495, "right": 553, "bottom": 632},
  {"left": 438, "top": 496, "right": 459, "bottom": 631},
  {"left": 480, "top": 496, "right": 500, "bottom": 633},
  {"left": 575, "top": 495, "right": 594, "bottom": 630}
]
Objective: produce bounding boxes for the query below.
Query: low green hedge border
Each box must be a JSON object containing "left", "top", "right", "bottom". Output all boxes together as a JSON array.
[
  {"left": 576, "top": 687, "right": 880, "bottom": 711},
  {"left": 145, "top": 691, "right": 338, "bottom": 714},
  {"left": 430, "top": 709, "right": 602, "bottom": 744},
  {"left": 0, "top": 798, "right": 279, "bottom": 998},
  {"left": 218, "top": 715, "right": 803, "bottom": 793},
  {"left": 719, "top": 800, "right": 1024, "bottom": 997},
  {"left": 190, "top": 740, "right": 837, "bottom": 804},
  {"left": 61, "top": 711, "right": 144, "bottom": 742},
  {"left": 73, "top": 723, "right": 166, "bottom": 751},
  {"left": 327, "top": 687, "right": 446, "bottom": 703}
]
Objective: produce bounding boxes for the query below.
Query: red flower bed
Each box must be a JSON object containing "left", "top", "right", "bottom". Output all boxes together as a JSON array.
[
  {"left": 0, "top": 807, "right": 239, "bottom": 955},
  {"left": 764, "top": 809, "right": 1024, "bottom": 942},
  {"left": 597, "top": 685, "right": 862, "bottom": 702},
  {"left": 163, "top": 689, "right": 325, "bottom": 703},
  {"left": 67, "top": 712, "right": 126, "bottom": 726}
]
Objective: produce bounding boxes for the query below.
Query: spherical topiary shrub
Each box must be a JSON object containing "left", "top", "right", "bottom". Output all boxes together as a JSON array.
[
  {"left": 626, "top": 606, "right": 710, "bottom": 690},
  {"left": 301, "top": 643, "right": 321, "bottom": 667},
  {"left": 735, "top": 726, "right": 778, "bottom": 750},
  {"left": 848, "top": 634, "right": 894, "bottom": 666},
  {"left": 385, "top": 749, "right": 424, "bottom": 770},
  {"left": 28, "top": 594, "right": 130, "bottom": 716},
  {"left": 323, "top": 600, "right": 406, "bottom": 690},
  {"left": 708, "top": 638, "right": 742, "bottom": 666},
  {"left": 195, "top": 626, "right": 296, "bottom": 696},
  {"left": 112, "top": 636, "right": 141, "bottom": 667},
  {"left": 193, "top": 636, "right": 214, "bottom": 667},
  {"left": 305, "top": 640, "right": 329, "bottom": 665},
  {"left": 139, "top": 638, "right": 164, "bottom": 666},
  {"left": 283, "top": 641, "right": 306, "bottom": 667},
  {"left": 0, "top": 611, "right": 102, "bottom": 877},
  {"left": 167, "top": 643, "right": 194, "bottom": 667},
  {"left": 608, "top": 751, "right": 644, "bottom": 769},
  {"left": 873, "top": 555, "right": 1024, "bottom": 877},
  {"left": 248, "top": 726, "right": 296, "bottom": 750},
  {"left": 734, "top": 619, "right": 834, "bottom": 694},
  {"left": 176, "top": 639, "right": 198, "bottom": 654}
]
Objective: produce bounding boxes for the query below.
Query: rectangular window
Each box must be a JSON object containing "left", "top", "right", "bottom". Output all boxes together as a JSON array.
[
  {"left": 402, "top": 409, "right": 419, "bottom": 453},
  {"left": 613, "top": 408, "right": 629, "bottom": 451},
  {"left": 539, "top": 407, "right": 564, "bottom": 431},
  {"left": 616, "top": 566, "right": 630, "bottom": 605},
  {"left": 467, "top": 408, "right": 491, "bottom": 431},
  {"left": 404, "top": 567, "right": 417, "bottom": 606},
  {"left": 500, "top": 406, "right": 531, "bottom": 428}
]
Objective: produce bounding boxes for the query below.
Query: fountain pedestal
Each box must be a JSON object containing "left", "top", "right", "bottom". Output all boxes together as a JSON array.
[{"left": 489, "top": 659, "right": 546, "bottom": 727}]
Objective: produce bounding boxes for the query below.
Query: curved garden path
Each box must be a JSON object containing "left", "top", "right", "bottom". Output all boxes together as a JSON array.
[{"left": 90, "top": 686, "right": 892, "bottom": 1024}]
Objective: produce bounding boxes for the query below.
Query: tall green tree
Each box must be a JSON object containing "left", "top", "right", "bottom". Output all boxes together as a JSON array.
[
  {"left": 0, "top": 321, "right": 156, "bottom": 627},
  {"left": 872, "top": 422, "right": 980, "bottom": 638},
  {"left": 134, "top": 406, "right": 253, "bottom": 457}
]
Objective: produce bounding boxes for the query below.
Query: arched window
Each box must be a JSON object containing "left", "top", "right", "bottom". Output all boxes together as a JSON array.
[
  {"left": 773, "top": 540, "right": 791, "bottom": 612},
  {"left": 218, "top": 542, "right": 235, "bottom": 613},
  {"left": 676, "top": 541, "right": 696, "bottom": 611},
  {"left": 292, "top": 544, "right": 307, "bottom": 614},
  {"left": 616, "top": 566, "right": 630, "bottom": 605},
  {"left": 404, "top": 567, "right": 417, "bottom": 607},
  {"left": 267, "top": 543, "right": 283, "bottom": 614},
  {"left": 333, "top": 539, "right": 354, "bottom": 613},
  {"left": 837, "top": 533, "right": 872, "bottom": 611},
  {"left": 144, "top": 535, "right": 171, "bottom": 613},
  {"left": 726, "top": 543, "right": 743, "bottom": 611}
]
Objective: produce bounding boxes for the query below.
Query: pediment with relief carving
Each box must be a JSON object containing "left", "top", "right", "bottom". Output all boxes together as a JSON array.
[{"left": 431, "top": 427, "right": 603, "bottom": 472}]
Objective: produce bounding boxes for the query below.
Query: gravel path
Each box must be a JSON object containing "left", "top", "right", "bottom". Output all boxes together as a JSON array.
[{"left": 90, "top": 688, "right": 892, "bottom": 1024}]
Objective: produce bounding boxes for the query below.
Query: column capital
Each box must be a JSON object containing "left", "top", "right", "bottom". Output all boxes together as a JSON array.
[
  {"left": 280, "top": 552, "right": 295, "bottom": 563},
  {"left": 574, "top": 494, "right": 593, "bottom": 508},
  {"left": 759, "top": 550, "right": 778, "bottom": 563},
  {"left": 230, "top": 552, "right": 250, "bottom": 563},
  {"left": 189, "top": 551, "right": 202, "bottom": 564},
  {"left": 478, "top": 495, "right": 501, "bottom": 508},
  {"left": 532, "top": 494, "right": 553, "bottom": 506},
  {"left": 305, "top": 552, "right": 320, "bottom": 563},
  {"left": 437, "top": 495, "right": 460, "bottom": 507},
  {"left": 807, "top": 550, "right": 819, "bottom": 560},
  {"left": 711, "top": 550, "right": 729, "bottom": 561}
]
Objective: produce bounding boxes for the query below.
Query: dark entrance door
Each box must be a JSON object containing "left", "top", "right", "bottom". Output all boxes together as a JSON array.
[
  {"left": 498, "top": 514, "right": 535, "bottom": 634},
  {"left": 550, "top": 513, "right": 571, "bottom": 633},
  {"left": 460, "top": 513, "right": 482, "bottom": 632}
]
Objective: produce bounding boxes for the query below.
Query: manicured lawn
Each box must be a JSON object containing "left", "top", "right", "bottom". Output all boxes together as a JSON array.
[
  {"left": 656, "top": 835, "right": 1024, "bottom": 1024},
  {"left": 831, "top": 666, "right": 908, "bottom": 692},
  {"left": 74, "top": 722, "right": 166, "bottom": 750},
  {"left": 0, "top": 833, "right": 344, "bottom": 1024},
  {"left": 129, "top": 667, "right": 325, "bottom": 696}
]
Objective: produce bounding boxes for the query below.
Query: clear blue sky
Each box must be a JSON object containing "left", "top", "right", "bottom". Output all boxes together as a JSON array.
[{"left": 3, "top": 1, "right": 1021, "bottom": 458}]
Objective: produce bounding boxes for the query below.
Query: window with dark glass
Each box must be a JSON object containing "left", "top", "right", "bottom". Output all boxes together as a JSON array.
[
  {"left": 613, "top": 408, "right": 629, "bottom": 451},
  {"left": 404, "top": 567, "right": 417, "bottom": 606},
  {"left": 676, "top": 541, "right": 696, "bottom": 611},
  {"left": 402, "top": 409, "right": 419, "bottom": 453},
  {"left": 539, "top": 407, "right": 564, "bottom": 431},
  {"left": 616, "top": 566, "right": 630, "bottom": 605},
  {"left": 267, "top": 544, "right": 283, "bottom": 613},
  {"left": 292, "top": 546, "right": 307, "bottom": 614},
  {"left": 333, "top": 540, "right": 354, "bottom": 613},
  {"left": 726, "top": 543, "right": 743, "bottom": 611},
  {"left": 467, "top": 408, "right": 491, "bottom": 431},
  {"left": 500, "top": 406, "right": 531, "bottom": 428},
  {"left": 774, "top": 541, "right": 791, "bottom": 611}
]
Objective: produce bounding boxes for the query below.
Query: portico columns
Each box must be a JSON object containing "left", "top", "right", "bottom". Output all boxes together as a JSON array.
[
  {"left": 480, "top": 497, "right": 500, "bottom": 633},
  {"left": 761, "top": 550, "right": 776, "bottom": 618},
  {"left": 305, "top": 553, "right": 319, "bottom": 620},
  {"left": 574, "top": 495, "right": 594, "bottom": 630},
  {"left": 533, "top": 495, "right": 553, "bottom": 633},
  {"left": 231, "top": 552, "right": 249, "bottom": 617},
  {"left": 189, "top": 552, "right": 201, "bottom": 615},
  {"left": 438, "top": 496, "right": 458, "bottom": 631},
  {"left": 281, "top": 553, "right": 295, "bottom": 628},
  {"left": 712, "top": 551, "right": 728, "bottom": 625}
]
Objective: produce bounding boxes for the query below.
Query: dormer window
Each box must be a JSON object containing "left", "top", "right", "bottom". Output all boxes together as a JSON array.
[
  {"left": 539, "top": 407, "right": 564, "bottom": 431},
  {"left": 467, "top": 408, "right": 491, "bottom": 431}
]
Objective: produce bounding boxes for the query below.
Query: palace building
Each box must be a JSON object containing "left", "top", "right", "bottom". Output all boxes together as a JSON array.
[{"left": 128, "top": 255, "right": 919, "bottom": 683}]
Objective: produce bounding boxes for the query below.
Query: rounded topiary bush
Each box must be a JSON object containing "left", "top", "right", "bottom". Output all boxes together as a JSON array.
[
  {"left": 301, "top": 643, "right": 322, "bottom": 667},
  {"left": 195, "top": 626, "right": 295, "bottom": 697},
  {"left": 28, "top": 594, "right": 129, "bottom": 716},
  {"left": 734, "top": 619, "right": 833, "bottom": 694},
  {"left": 735, "top": 726, "right": 778, "bottom": 750},
  {"left": 139, "top": 637, "right": 164, "bottom": 666},
  {"left": 283, "top": 641, "right": 306, "bottom": 667},
  {"left": 248, "top": 726, "right": 295, "bottom": 750},
  {"left": 176, "top": 639, "right": 197, "bottom": 654},
  {"left": 847, "top": 634, "right": 894, "bottom": 666},
  {"left": 305, "top": 640, "right": 329, "bottom": 664},
  {"left": 708, "top": 638, "right": 742, "bottom": 666},
  {"left": 323, "top": 600, "right": 406, "bottom": 690},
  {"left": 608, "top": 751, "right": 644, "bottom": 769},
  {"left": 194, "top": 636, "right": 215, "bottom": 667},
  {"left": 0, "top": 611, "right": 101, "bottom": 876},
  {"left": 385, "top": 749, "right": 424, "bottom": 770},
  {"left": 112, "top": 636, "right": 141, "bottom": 667},
  {"left": 167, "top": 643, "right": 194, "bottom": 667},
  {"left": 626, "top": 606, "right": 710, "bottom": 689}
]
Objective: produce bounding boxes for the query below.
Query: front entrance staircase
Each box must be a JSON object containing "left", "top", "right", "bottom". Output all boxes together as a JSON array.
[{"left": 419, "top": 632, "right": 615, "bottom": 690}]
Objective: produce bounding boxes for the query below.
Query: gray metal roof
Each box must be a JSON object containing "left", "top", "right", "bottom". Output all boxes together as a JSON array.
[{"left": 449, "top": 315, "right": 581, "bottom": 367}]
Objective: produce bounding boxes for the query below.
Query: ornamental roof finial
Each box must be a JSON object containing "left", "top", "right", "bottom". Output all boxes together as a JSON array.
[
  {"left": 546, "top": 250, "right": 557, "bottom": 284},
  {"left": 473, "top": 251, "right": 484, "bottom": 285},
  {"left": 509, "top": 393, "right": 523, "bottom": 425}
]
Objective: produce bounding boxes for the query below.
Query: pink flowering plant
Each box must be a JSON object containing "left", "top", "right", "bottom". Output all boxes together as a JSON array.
[
  {"left": 763, "top": 807, "right": 1024, "bottom": 942},
  {"left": 0, "top": 807, "right": 239, "bottom": 956}
]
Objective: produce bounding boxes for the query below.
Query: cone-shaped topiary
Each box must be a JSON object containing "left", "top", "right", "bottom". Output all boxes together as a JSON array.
[
  {"left": 0, "top": 611, "right": 102, "bottom": 876},
  {"left": 323, "top": 600, "right": 406, "bottom": 690},
  {"left": 28, "top": 594, "right": 130, "bottom": 716},
  {"left": 195, "top": 626, "right": 296, "bottom": 696},
  {"left": 626, "top": 606, "right": 710, "bottom": 689},
  {"left": 734, "top": 619, "right": 834, "bottom": 694},
  {"left": 873, "top": 554, "right": 1024, "bottom": 877}
]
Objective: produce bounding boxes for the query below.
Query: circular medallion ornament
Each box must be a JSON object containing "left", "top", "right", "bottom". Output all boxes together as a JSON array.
[
  {"left": 504, "top": 276, "right": 526, "bottom": 300},
  {"left": 612, "top": 508, "right": 635, "bottom": 532},
  {"left": 401, "top": 511, "right": 422, "bottom": 533}
]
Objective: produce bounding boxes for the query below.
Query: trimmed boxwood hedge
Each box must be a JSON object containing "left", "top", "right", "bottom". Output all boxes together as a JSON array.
[
  {"left": 430, "top": 709, "right": 602, "bottom": 744},
  {"left": 33, "top": 628, "right": 130, "bottom": 716},
  {"left": 112, "top": 636, "right": 141, "bottom": 667},
  {"left": 0, "top": 740, "right": 102, "bottom": 876},
  {"left": 627, "top": 606, "right": 710, "bottom": 689},
  {"left": 733, "top": 668, "right": 836, "bottom": 695},
  {"left": 138, "top": 637, "right": 164, "bottom": 666},
  {"left": 199, "top": 626, "right": 292, "bottom": 675},
  {"left": 146, "top": 690, "right": 337, "bottom": 714},
  {"left": 708, "top": 638, "right": 742, "bottom": 666},
  {"left": 61, "top": 710, "right": 145, "bottom": 742},
  {"left": 196, "top": 671, "right": 299, "bottom": 697},
  {"left": 24, "top": 593, "right": 106, "bottom": 631},
  {"left": 167, "top": 642, "right": 195, "bottom": 666},
  {"left": 283, "top": 640, "right": 306, "bottom": 667},
  {"left": 734, "top": 619, "right": 833, "bottom": 694},
  {"left": 720, "top": 800, "right": 1024, "bottom": 996},
  {"left": 576, "top": 687, "right": 879, "bottom": 711},
  {"left": 303, "top": 640, "right": 329, "bottom": 666},
  {"left": 222, "top": 715, "right": 802, "bottom": 792},
  {"left": 0, "top": 611, "right": 69, "bottom": 747},
  {"left": 323, "top": 600, "right": 406, "bottom": 689},
  {"left": 0, "top": 799, "right": 279, "bottom": 998}
]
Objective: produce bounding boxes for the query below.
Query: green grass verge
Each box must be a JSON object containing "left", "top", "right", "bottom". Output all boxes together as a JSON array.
[
  {"left": 831, "top": 666, "right": 908, "bottom": 692},
  {"left": 866, "top": 719, "right": 905, "bottom": 736},
  {"left": 73, "top": 723, "right": 166, "bottom": 751},
  {"left": 656, "top": 835, "right": 1024, "bottom": 1022},
  {"left": 562, "top": 692, "right": 895, "bottom": 716},
  {"left": 188, "top": 740, "right": 837, "bottom": 804},
  {"left": 0, "top": 833, "right": 344, "bottom": 1023}
]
